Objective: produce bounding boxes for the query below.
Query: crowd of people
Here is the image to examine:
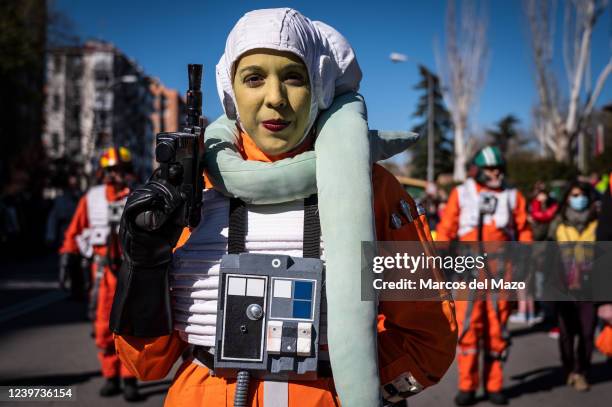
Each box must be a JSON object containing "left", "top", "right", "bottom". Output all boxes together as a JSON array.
[{"left": 424, "top": 146, "right": 612, "bottom": 405}]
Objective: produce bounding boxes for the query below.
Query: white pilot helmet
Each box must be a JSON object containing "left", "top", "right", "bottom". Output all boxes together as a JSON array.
[{"left": 216, "top": 7, "right": 362, "bottom": 140}]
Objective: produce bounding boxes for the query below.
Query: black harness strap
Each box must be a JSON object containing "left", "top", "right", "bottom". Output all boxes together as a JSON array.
[
  {"left": 228, "top": 198, "right": 247, "bottom": 254},
  {"left": 227, "top": 195, "right": 320, "bottom": 258},
  {"left": 303, "top": 194, "right": 321, "bottom": 259}
]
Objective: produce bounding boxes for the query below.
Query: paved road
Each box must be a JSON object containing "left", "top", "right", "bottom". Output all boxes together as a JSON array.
[
  {"left": 0, "top": 255, "right": 610, "bottom": 406},
  {"left": 0, "top": 255, "right": 172, "bottom": 407},
  {"left": 411, "top": 322, "right": 612, "bottom": 407}
]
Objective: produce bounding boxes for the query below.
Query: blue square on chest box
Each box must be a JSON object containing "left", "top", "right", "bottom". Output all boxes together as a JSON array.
[
  {"left": 294, "top": 280, "right": 313, "bottom": 300},
  {"left": 292, "top": 300, "right": 312, "bottom": 319}
]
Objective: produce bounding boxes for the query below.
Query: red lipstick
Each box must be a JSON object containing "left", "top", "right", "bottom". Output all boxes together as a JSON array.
[{"left": 262, "top": 119, "right": 290, "bottom": 132}]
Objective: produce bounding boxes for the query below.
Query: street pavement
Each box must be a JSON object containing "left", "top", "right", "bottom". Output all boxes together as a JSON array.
[
  {"left": 411, "top": 324, "right": 612, "bottom": 407},
  {"left": 0, "top": 255, "right": 610, "bottom": 407},
  {"left": 0, "top": 254, "right": 172, "bottom": 407}
]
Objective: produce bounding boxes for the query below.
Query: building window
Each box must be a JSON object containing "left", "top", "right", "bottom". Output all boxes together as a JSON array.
[
  {"left": 94, "top": 69, "right": 110, "bottom": 86},
  {"left": 52, "top": 94, "right": 60, "bottom": 111},
  {"left": 99, "top": 111, "right": 107, "bottom": 128},
  {"left": 53, "top": 55, "right": 62, "bottom": 73},
  {"left": 51, "top": 132, "right": 59, "bottom": 151}
]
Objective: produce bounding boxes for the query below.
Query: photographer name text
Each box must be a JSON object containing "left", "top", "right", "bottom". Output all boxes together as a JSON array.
[{"left": 372, "top": 278, "right": 525, "bottom": 291}]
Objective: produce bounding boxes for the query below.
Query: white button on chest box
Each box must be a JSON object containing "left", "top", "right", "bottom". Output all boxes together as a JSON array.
[
  {"left": 246, "top": 278, "right": 265, "bottom": 297},
  {"left": 273, "top": 279, "right": 292, "bottom": 298},
  {"left": 266, "top": 320, "right": 283, "bottom": 354},
  {"left": 227, "top": 277, "right": 246, "bottom": 296},
  {"left": 297, "top": 322, "right": 312, "bottom": 356}
]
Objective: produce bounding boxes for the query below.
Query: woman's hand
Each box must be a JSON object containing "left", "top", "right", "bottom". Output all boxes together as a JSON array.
[
  {"left": 110, "top": 178, "right": 185, "bottom": 337},
  {"left": 121, "top": 178, "right": 185, "bottom": 268}
]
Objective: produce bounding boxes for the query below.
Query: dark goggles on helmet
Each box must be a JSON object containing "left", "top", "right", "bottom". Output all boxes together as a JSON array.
[
  {"left": 481, "top": 165, "right": 504, "bottom": 173},
  {"left": 103, "top": 165, "right": 124, "bottom": 175}
]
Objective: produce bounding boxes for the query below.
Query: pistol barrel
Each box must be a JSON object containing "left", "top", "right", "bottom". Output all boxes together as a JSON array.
[{"left": 186, "top": 64, "right": 203, "bottom": 128}]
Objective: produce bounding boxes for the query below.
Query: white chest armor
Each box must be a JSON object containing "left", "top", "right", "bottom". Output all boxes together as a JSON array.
[
  {"left": 456, "top": 178, "right": 517, "bottom": 237},
  {"left": 87, "top": 185, "right": 110, "bottom": 231},
  {"left": 170, "top": 189, "right": 327, "bottom": 353},
  {"left": 76, "top": 185, "right": 127, "bottom": 257}
]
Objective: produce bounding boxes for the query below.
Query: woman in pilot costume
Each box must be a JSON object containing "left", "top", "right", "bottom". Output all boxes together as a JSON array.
[{"left": 111, "top": 8, "right": 456, "bottom": 407}]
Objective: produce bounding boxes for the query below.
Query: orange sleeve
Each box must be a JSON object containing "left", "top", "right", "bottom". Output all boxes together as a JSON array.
[
  {"left": 372, "top": 165, "right": 457, "bottom": 389},
  {"left": 435, "top": 187, "right": 460, "bottom": 242},
  {"left": 113, "top": 217, "right": 193, "bottom": 379},
  {"left": 114, "top": 332, "right": 188, "bottom": 381},
  {"left": 112, "top": 195, "right": 197, "bottom": 380},
  {"left": 514, "top": 191, "right": 533, "bottom": 242},
  {"left": 59, "top": 195, "right": 89, "bottom": 254}
]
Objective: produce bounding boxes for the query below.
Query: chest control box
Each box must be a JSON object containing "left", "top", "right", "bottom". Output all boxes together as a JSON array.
[
  {"left": 108, "top": 201, "right": 126, "bottom": 225},
  {"left": 215, "top": 253, "right": 324, "bottom": 381}
]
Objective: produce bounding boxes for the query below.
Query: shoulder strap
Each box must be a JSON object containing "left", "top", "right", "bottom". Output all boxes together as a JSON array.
[
  {"left": 303, "top": 194, "right": 321, "bottom": 259},
  {"left": 508, "top": 188, "right": 518, "bottom": 210},
  {"left": 228, "top": 198, "right": 247, "bottom": 254}
]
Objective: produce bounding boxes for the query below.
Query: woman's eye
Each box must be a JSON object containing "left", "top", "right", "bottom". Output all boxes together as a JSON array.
[
  {"left": 285, "top": 72, "right": 306, "bottom": 86},
  {"left": 244, "top": 75, "right": 264, "bottom": 87}
]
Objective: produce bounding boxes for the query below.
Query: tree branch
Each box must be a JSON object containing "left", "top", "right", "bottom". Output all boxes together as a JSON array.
[
  {"left": 583, "top": 57, "right": 612, "bottom": 117},
  {"left": 565, "top": 0, "right": 595, "bottom": 136}
]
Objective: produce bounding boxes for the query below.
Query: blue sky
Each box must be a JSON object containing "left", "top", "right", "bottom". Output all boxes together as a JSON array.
[{"left": 56, "top": 0, "right": 611, "bottom": 136}]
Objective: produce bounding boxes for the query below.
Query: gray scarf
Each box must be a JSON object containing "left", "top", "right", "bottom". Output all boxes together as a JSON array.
[{"left": 564, "top": 207, "right": 592, "bottom": 232}]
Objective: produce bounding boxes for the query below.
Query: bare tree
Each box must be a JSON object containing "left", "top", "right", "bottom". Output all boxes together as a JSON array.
[
  {"left": 47, "top": 0, "right": 80, "bottom": 48},
  {"left": 437, "top": 0, "right": 489, "bottom": 181},
  {"left": 525, "top": 0, "right": 611, "bottom": 163}
]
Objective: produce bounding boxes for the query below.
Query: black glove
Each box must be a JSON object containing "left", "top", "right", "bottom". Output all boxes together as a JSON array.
[
  {"left": 110, "top": 178, "right": 185, "bottom": 337},
  {"left": 58, "top": 253, "right": 80, "bottom": 292}
]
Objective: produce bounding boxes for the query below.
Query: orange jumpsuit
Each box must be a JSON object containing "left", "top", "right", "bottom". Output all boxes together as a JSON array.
[
  {"left": 61, "top": 183, "right": 133, "bottom": 379},
  {"left": 596, "top": 325, "right": 612, "bottom": 356},
  {"left": 114, "top": 133, "right": 458, "bottom": 406},
  {"left": 436, "top": 181, "right": 532, "bottom": 393}
]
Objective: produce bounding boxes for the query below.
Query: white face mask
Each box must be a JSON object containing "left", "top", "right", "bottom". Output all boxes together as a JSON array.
[
  {"left": 484, "top": 172, "right": 504, "bottom": 189},
  {"left": 569, "top": 195, "right": 589, "bottom": 211}
]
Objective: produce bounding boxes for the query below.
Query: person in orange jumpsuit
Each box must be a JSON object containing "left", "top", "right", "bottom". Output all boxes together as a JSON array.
[
  {"left": 110, "top": 8, "right": 457, "bottom": 407},
  {"left": 436, "top": 146, "right": 533, "bottom": 406},
  {"left": 60, "top": 147, "right": 140, "bottom": 401},
  {"left": 111, "top": 157, "right": 457, "bottom": 407}
]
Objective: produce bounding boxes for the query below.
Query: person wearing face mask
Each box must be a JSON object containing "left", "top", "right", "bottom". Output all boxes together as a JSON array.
[
  {"left": 60, "top": 147, "right": 140, "bottom": 401},
  {"left": 110, "top": 8, "right": 457, "bottom": 407},
  {"left": 436, "top": 146, "right": 533, "bottom": 406},
  {"left": 548, "top": 181, "right": 598, "bottom": 392}
]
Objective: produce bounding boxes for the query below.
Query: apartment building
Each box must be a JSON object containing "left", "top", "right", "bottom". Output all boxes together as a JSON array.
[{"left": 43, "top": 40, "right": 183, "bottom": 184}]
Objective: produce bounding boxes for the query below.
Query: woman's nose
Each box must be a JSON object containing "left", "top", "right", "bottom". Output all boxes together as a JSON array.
[{"left": 264, "top": 79, "right": 287, "bottom": 109}]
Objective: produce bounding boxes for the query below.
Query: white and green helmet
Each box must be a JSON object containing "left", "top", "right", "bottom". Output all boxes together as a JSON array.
[{"left": 473, "top": 146, "right": 505, "bottom": 168}]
